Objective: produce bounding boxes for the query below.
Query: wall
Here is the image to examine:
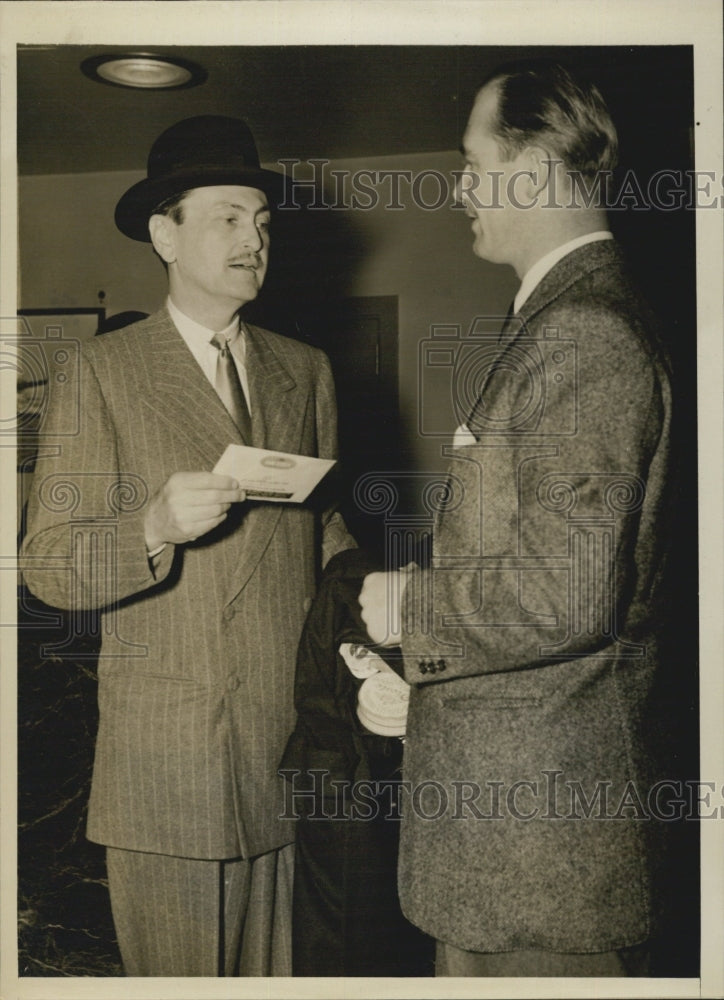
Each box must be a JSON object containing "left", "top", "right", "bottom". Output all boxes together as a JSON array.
[
  {"left": 19, "top": 169, "right": 167, "bottom": 315},
  {"left": 18, "top": 153, "right": 518, "bottom": 486},
  {"left": 316, "top": 152, "right": 518, "bottom": 480}
]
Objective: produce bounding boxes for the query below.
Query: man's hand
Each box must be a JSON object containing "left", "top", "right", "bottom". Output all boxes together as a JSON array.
[
  {"left": 359, "top": 568, "right": 414, "bottom": 647},
  {"left": 144, "top": 472, "right": 245, "bottom": 550}
]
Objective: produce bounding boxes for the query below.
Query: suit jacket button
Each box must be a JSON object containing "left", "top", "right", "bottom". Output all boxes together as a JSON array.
[
  {"left": 418, "top": 661, "right": 428, "bottom": 674},
  {"left": 223, "top": 606, "right": 236, "bottom": 621},
  {"left": 227, "top": 675, "right": 241, "bottom": 691},
  {"left": 437, "top": 659, "right": 447, "bottom": 672}
]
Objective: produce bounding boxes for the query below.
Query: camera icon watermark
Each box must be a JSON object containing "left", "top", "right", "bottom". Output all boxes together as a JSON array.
[
  {"left": 2, "top": 314, "right": 82, "bottom": 448},
  {"left": 418, "top": 315, "right": 578, "bottom": 438}
]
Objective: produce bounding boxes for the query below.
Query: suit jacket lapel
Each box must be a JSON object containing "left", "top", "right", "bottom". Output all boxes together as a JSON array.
[
  {"left": 226, "top": 325, "right": 309, "bottom": 604},
  {"left": 141, "top": 308, "right": 249, "bottom": 468},
  {"left": 516, "top": 239, "right": 621, "bottom": 330},
  {"left": 139, "top": 312, "right": 309, "bottom": 603},
  {"left": 467, "top": 241, "right": 620, "bottom": 434},
  {"left": 245, "top": 324, "right": 301, "bottom": 454}
]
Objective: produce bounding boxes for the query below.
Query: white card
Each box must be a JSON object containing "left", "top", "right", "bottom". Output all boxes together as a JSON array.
[{"left": 213, "top": 444, "right": 335, "bottom": 503}]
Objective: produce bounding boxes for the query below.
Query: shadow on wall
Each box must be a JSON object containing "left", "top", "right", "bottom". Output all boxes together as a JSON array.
[
  {"left": 245, "top": 199, "right": 407, "bottom": 556},
  {"left": 243, "top": 195, "right": 375, "bottom": 340}
]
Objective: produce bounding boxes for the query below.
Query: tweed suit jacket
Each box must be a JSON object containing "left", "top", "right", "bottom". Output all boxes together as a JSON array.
[
  {"left": 22, "top": 308, "right": 355, "bottom": 860},
  {"left": 398, "top": 240, "right": 675, "bottom": 953}
]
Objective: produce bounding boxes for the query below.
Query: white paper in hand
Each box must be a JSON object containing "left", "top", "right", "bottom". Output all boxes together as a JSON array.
[{"left": 214, "top": 444, "right": 335, "bottom": 502}]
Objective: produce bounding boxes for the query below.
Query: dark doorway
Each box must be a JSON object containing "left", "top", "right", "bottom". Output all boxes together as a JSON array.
[{"left": 297, "top": 296, "right": 400, "bottom": 555}]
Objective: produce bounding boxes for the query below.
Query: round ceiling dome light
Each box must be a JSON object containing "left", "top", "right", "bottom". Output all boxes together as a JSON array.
[{"left": 81, "top": 53, "right": 207, "bottom": 90}]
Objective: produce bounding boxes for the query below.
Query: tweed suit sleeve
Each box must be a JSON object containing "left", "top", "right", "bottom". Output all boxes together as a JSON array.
[
  {"left": 401, "top": 297, "right": 671, "bottom": 683},
  {"left": 312, "top": 348, "right": 357, "bottom": 566},
  {"left": 21, "top": 345, "right": 174, "bottom": 611}
]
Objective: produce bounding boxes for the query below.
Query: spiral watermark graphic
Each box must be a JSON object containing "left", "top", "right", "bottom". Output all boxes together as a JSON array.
[
  {"left": 38, "top": 476, "right": 82, "bottom": 515},
  {"left": 353, "top": 474, "right": 400, "bottom": 515},
  {"left": 37, "top": 472, "right": 150, "bottom": 518},
  {"left": 604, "top": 475, "right": 646, "bottom": 515},
  {"left": 421, "top": 476, "right": 463, "bottom": 515},
  {"left": 106, "top": 476, "right": 149, "bottom": 515},
  {"left": 536, "top": 475, "right": 580, "bottom": 515}
]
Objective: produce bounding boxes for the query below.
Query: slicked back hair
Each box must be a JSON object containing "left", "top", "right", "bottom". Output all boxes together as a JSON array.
[{"left": 481, "top": 60, "right": 618, "bottom": 177}]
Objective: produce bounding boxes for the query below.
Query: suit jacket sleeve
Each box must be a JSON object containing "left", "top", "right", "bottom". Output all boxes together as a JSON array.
[
  {"left": 21, "top": 345, "right": 175, "bottom": 611},
  {"left": 401, "top": 299, "right": 671, "bottom": 683},
  {"left": 312, "top": 349, "right": 357, "bottom": 567}
]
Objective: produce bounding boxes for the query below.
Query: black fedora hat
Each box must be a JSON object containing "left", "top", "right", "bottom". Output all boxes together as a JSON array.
[{"left": 115, "top": 115, "right": 284, "bottom": 242}]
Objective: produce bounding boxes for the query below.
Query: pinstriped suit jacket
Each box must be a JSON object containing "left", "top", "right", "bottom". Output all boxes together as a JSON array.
[
  {"left": 22, "top": 308, "right": 355, "bottom": 860},
  {"left": 398, "top": 241, "right": 676, "bottom": 952}
]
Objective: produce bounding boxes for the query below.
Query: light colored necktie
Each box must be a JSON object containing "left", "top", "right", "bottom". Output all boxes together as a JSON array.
[{"left": 211, "top": 331, "right": 252, "bottom": 443}]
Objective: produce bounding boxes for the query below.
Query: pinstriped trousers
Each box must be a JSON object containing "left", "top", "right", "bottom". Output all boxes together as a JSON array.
[{"left": 106, "top": 843, "right": 294, "bottom": 976}]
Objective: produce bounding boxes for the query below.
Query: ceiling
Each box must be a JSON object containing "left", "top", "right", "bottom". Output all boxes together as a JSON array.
[
  {"left": 17, "top": 44, "right": 486, "bottom": 175},
  {"left": 17, "top": 45, "right": 694, "bottom": 176}
]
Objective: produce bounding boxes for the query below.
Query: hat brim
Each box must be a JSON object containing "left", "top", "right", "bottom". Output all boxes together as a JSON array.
[{"left": 115, "top": 165, "right": 286, "bottom": 242}]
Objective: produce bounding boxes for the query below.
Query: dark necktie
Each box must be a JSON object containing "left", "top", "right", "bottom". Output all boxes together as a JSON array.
[
  {"left": 211, "top": 331, "right": 252, "bottom": 443},
  {"left": 498, "top": 299, "right": 516, "bottom": 343},
  {"left": 465, "top": 301, "right": 517, "bottom": 434}
]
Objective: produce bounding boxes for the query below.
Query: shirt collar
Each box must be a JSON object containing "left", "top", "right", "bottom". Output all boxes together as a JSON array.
[
  {"left": 514, "top": 231, "right": 613, "bottom": 314},
  {"left": 167, "top": 296, "right": 242, "bottom": 349}
]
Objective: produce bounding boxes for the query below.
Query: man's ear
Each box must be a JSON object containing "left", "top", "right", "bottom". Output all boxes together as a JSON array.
[
  {"left": 148, "top": 214, "right": 177, "bottom": 264},
  {"left": 524, "top": 145, "right": 555, "bottom": 197}
]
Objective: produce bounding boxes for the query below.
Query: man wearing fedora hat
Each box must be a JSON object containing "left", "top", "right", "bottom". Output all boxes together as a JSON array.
[{"left": 22, "top": 115, "right": 355, "bottom": 976}]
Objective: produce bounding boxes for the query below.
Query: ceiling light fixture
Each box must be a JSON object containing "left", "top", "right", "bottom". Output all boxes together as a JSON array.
[{"left": 81, "top": 53, "right": 207, "bottom": 90}]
